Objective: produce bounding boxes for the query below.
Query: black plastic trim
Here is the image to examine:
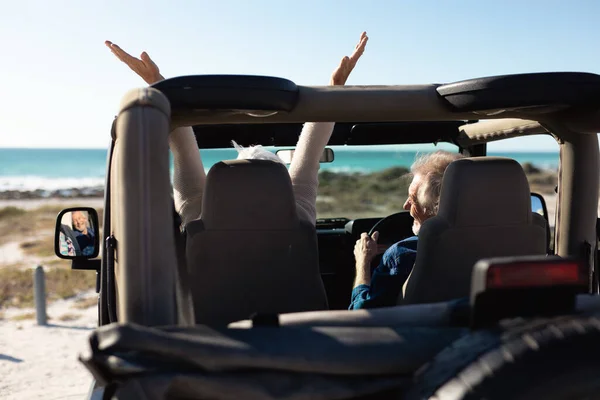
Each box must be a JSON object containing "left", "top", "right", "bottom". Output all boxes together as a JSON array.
[
  {"left": 72, "top": 259, "right": 101, "bottom": 271},
  {"left": 106, "top": 235, "right": 117, "bottom": 323},
  {"left": 192, "top": 121, "right": 465, "bottom": 149},
  {"left": 100, "top": 136, "right": 115, "bottom": 326},
  {"left": 437, "top": 72, "right": 600, "bottom": 113},
  {"left": 151, "top": 75, "right": 299, "bottom": 113}
]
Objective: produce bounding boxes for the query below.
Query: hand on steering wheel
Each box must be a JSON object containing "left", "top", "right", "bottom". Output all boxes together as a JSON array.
[
  {"left": 366, "top": 211, "right": 416, "bottom": 268},
  {"left": 354, "top": 231, "right": 380, "bottom": 269}
]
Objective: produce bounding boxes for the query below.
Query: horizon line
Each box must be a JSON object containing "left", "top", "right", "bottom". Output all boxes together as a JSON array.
[{"left": 0, "top": 146, "right": 561, "bottom": 153}]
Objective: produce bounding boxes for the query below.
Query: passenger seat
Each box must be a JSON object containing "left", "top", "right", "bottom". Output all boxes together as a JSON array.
[{"left": 185, "top": 159, "right": 328, "bottom": 325}]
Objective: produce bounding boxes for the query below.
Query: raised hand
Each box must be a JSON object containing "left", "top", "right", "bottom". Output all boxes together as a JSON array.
[
  {"left": 330, "top": 31, "right": 369, "bottom": 86},
  {"left": 105, "top": 40, "right": 164, "bottom": 85}
]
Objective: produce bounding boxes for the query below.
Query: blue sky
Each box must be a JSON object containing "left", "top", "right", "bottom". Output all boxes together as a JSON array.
[{"left": 1, "top": 0, "right": 599, "bottom": 151}]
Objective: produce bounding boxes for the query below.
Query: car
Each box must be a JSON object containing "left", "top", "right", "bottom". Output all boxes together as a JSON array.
[{"left": 55, "top": 72, "right": 600, "bottom": 399}]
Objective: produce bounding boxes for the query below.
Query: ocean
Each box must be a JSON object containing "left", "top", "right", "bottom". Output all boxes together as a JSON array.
[{"left": 0, "top": 147, "right": 559, "bottom": 193}]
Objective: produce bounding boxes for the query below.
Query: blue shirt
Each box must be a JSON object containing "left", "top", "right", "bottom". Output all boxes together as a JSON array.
[
  {"left": 74, "top": 227, "right": 95, "bottom": 256},
  {"left": 349, "top": 236, "right": 418, "bottom": 310}
]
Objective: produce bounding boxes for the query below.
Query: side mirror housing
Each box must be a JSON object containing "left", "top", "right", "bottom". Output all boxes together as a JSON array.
[{"left": 55, "top": 207, "right": 100, "bottom": 260}]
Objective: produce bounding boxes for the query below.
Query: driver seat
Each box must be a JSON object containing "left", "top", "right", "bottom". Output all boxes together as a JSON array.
[
  {"left": 400, "top": 157, "right": 548, "bottom": 305},
  {"left": 185, "top": 159, "right": 328, "bottom": 325}
]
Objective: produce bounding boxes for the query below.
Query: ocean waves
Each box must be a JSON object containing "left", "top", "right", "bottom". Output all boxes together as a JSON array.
[{"left": 0, "top": 177, "right": 105, "bottom": 199}]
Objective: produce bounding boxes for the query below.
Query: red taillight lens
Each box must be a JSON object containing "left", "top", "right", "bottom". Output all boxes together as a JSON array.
[{"left": 486, "top": 261, "right": 586, "bottom": 289}]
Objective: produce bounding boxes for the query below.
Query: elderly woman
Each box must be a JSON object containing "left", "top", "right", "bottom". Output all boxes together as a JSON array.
[{"left": 105, "top": 32, "right": 368, "bottom": 226}]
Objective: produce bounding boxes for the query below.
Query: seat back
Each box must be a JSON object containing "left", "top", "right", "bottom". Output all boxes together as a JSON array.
[
  {"left": 401, "top": 157, "right": 547, "bottom": 305},
  {"left": 186, "top": 159, "right": 328, "bottom": 325}
]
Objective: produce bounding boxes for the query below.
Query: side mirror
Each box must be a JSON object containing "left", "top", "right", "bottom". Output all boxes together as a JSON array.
[
  {"left": 276, "top": 147, "right": 334, "bottom": 164},
  {"left": 55, "top": 207, "right": 100, "bottom": 259},
  {"left": 531, "top": 192, "right": 549, "bottom": 222}
]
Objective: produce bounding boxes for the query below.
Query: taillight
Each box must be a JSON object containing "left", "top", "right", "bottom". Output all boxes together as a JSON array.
[
  {"left": 486, "top": 261, "right": 586, "bottom": 289},
  {"left": 470, "top": 256, "right": 589, "bottom": 328}
]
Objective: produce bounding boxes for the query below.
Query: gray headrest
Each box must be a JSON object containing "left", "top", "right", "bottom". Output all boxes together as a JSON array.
[
  {"left": 437, "top": 157, "right": 531, "bottom": 227},
  {"left": 201, "top": 159, "right": 299, "bottom": 230}
]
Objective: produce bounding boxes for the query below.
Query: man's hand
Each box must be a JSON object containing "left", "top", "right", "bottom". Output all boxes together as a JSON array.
[
  {"left": 330, "top": 31, "right": 368, "bottom": 86},
  {"left": 353, "top": 231, "right": 379, "bottom": 287},
  {"left": 105, "top": 40, "right": 164, "bottom": 85},
  {"left": 354, "top": 231, "right": 379, "bottom": 267}
]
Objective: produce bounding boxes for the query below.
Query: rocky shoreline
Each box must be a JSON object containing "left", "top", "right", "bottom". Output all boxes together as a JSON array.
[{"left": 0, "top": 187, "right": 104, "bottom": 200}]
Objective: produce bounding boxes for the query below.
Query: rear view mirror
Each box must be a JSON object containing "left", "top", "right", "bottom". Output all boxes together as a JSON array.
[
  {"left": 531, "top": 192, "right": 549, "bottom": 221},
  {"left": 276, "top": 147, "right": 334, "bottom": 164},
  {"left": 55, "top": 207, "right": 100, "bottom": 259}
]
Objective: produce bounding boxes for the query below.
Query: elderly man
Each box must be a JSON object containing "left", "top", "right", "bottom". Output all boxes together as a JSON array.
[
  {"left": 349, "top": 150, "right": 464, "bottom": 310},
  {"left": 72, "top": 211, "right": 96, "bottom": 256}
]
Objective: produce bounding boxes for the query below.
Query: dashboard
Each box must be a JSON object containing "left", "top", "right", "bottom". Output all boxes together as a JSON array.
[{"left": 315, "top": 215, "right": 414, "bottom": 309}]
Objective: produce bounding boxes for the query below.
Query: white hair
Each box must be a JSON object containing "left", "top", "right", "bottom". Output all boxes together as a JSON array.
[
  {"left": 410, "top": 150, "right": 465, "bottom": 217},
  {"left": 231, "top": 140, "right": 285, "bottom": 164}
]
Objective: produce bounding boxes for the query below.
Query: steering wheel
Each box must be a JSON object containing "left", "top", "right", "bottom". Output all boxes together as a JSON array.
[{"left": 367, "top": 211, "right": 415, "bottom": 268}]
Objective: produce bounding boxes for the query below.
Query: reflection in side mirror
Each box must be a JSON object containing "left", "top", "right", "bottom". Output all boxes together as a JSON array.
[
  {"left": 276, "top": 147, "right": 334, "bottom": 164},
  {"left": 531, "top": 192, "right": 549, "bottom": 221},
  {"left": 54, "top": 207, "right": 100, "bottom": 259}
]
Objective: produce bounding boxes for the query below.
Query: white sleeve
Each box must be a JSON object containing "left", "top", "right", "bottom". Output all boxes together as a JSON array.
[
  {"left": 288, "top": 122, "right": 336, "bottom": 226},
  {"left": 169, "top": 127, "right": 206, "bottom": 226}
]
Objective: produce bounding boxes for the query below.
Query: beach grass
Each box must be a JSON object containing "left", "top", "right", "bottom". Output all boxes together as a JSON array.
[
  {"left": 0, "top": 205, "right": 63, "bottom": 246},
  {"left": 0, "top": 267, "right": 97, "bottom": 308},
  {"left": 72, "top": 297, "right": 98, "bottom": 310},
  {"left": 0, "top": 206, "right": 27, "bottom": 219},
  {"left": 20, "top": 237, "right": 56, "bottom": 258},
  {"left": 11, "top": 312, "right": 36, "bottom": 321},
  {"left": 56, "top": 313, "right": 80, "bottom": 322}
]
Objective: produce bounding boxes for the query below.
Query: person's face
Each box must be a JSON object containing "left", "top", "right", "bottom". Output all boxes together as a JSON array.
[
  {"left": 72, "top": 212, "right": 88, "bottom": 231},
  {"left": 403, "top": 174, "right": 429, "bottom": 235}
]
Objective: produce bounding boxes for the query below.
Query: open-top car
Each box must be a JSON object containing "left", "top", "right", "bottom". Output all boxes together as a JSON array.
[{"left": 55, "top": 72, "right": 600, "bottom": 399}]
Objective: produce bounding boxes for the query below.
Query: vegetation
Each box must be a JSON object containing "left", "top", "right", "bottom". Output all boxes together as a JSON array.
[
  {"left": 0, "top": 206, "right": 26, "bottom": 219},
  {"left": 0, "top": 267, "right": 96, "bottom": 308},
  {"left": 11, "top": 312, "right": 35, "bottom": 321},
  {"left": 0, "top": 204, "right": 66, "bottom": 246},
  {"left": 73, "top": 297, "right": 98, "bottom": 309},
  {"left": 56, "top": 313, "right": 80, "bottom": 321},
  {"left": 317, "top": 166, "right": 411, "bottom": 217},
  {"left": 316, "top": 164, "right": 557, "bottom": 218},
  {"left": 20, "top": 238, "right": 55, "bottom": 258}
]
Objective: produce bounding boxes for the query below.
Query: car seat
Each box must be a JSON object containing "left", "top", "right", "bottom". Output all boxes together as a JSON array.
[
  {"left": 401, "top": 157, "right": 548, "bottom": 305},
  {"left": 185, "top": 159, "right": 328, "bottom": 325}
]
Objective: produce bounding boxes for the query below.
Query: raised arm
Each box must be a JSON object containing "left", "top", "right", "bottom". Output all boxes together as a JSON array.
[
  {"left": 105, "top": 41, "right": 205, "bottom": 225},
  {"left": 289, "top": 32, "right": 368, "bottom": 225},
  {"left": 169, "top": 126, "right": 206, "bottom": 224}
]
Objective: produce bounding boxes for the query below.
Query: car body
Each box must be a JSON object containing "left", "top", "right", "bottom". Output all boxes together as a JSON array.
[{"left": 56, "top": 72, "right": 600, "bottom": 399}]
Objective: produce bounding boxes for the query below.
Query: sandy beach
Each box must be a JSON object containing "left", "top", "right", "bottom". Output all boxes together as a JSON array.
[{"left": 0, "top": 290, "right": 98, "bottom": 399}]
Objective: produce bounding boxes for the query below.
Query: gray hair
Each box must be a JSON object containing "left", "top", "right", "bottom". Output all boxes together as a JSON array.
[
  {"left": 410, "top": 150, "right": 465, "bottom": 216},
  {"left": 231, "top": 140, "right": 285, "bottom": 164}
]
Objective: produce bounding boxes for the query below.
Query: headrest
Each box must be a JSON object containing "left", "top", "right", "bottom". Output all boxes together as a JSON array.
[
  {"left": 437, "top": 157, "right": 532, "bottom": 227},
  {"left": 200, "top": 159, "right": 299, "bottom": 230}
]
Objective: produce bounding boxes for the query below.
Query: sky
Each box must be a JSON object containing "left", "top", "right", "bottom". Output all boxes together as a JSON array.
[{"left": 1, "top": 0, "right": 600, "bottom": 151}]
